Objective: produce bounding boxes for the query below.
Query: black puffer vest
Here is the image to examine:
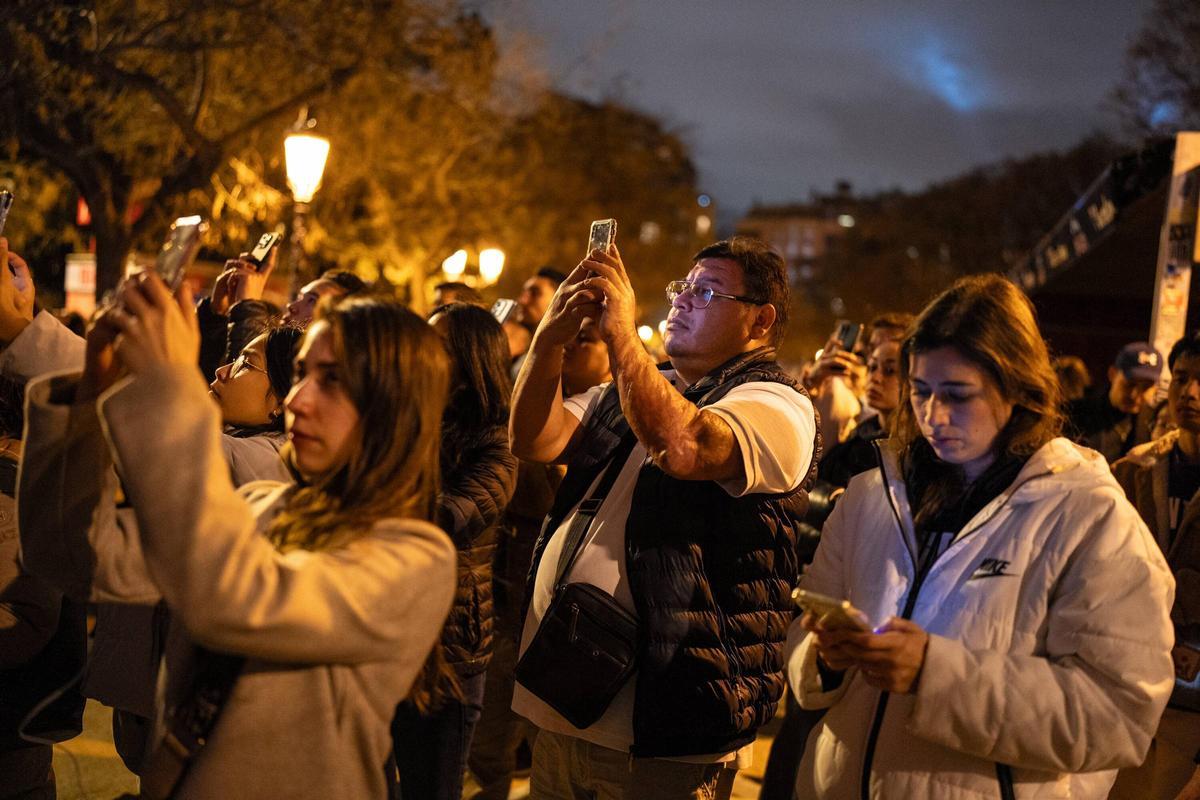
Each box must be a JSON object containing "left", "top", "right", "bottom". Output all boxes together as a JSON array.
[{"left": 526, "top": 347, "right": 820, "bottom": 757}]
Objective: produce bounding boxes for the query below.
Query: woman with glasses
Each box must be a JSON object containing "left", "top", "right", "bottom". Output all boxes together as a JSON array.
[
  {"left": 20, "top": 275, "right": 456, "bottom": 797},
  {"left": 785, "top": 274, "right": 1174, "bottom": 799},
  {"left": 210, "top": 324, "right": 304, "bottom": 483}
]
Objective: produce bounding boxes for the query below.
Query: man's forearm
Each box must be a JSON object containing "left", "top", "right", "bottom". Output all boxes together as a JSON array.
[
  {"left": 510, "top": 335, "right": 572, "bottom": 462},
  {"left": 609, "top": 335, "right": 739, "bottom": 481}
]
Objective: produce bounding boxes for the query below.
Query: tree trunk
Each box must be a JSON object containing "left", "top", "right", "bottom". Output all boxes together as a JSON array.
[{"left": 93, "top": 220, "right": 133, "bottom": 298}]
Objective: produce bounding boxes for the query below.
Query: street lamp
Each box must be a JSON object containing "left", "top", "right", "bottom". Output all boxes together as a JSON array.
[
  {"left": 285, "top": 133, "right": 331, "bottom": 204},
  {"left": 284, "top": 112, "right": 331, "bottom": 295},
  {"left": 442, "top": 249, "right": 468, "bottom": 279},
  {"left": 479, "top": 248, "right": 505, "bottom": 285}
]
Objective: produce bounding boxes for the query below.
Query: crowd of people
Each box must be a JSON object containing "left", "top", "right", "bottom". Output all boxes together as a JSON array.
[{"left": 0, "top": 224, "right": 1193, "bottom": 800}]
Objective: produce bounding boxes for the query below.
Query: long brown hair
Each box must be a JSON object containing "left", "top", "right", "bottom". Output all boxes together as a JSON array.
[
  {"left": 891, "top": 274, "right": 1062, "bottom": 526},
  {"left": 265, "top": 296, "right": 455, "bottom": 709}
]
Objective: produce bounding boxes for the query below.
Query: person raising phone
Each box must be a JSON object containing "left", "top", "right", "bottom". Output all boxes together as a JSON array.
[
  {"left": 19, "top": 274, "right": 456, "bottom": 798},
  {"left": 785, "top": 274, "right": 1175, "bottom": 799}
]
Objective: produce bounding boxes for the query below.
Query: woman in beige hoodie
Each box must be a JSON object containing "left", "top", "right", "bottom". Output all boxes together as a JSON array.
[{"left": 19, "top": 275, "right": 457, "bottom": 799}]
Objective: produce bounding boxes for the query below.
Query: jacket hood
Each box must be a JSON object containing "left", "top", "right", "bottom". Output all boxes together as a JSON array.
[
  {"left": 880, "top": 437, "right": 1124, "bottom": 509},
  {"left": 1004, "top": 437, "right": 1123, "bottom": 504}
]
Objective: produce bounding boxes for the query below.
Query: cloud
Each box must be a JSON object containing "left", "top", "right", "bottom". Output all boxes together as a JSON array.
[{"left": 485, "top": 0, "right": 1153, "bottom": 216}]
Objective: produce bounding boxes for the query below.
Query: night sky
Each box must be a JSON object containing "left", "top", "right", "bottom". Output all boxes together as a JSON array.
[{"left": 484, "top": 0, "right": 1154, "bottom": 226}]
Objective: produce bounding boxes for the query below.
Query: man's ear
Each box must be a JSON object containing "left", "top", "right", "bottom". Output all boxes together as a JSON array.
[{"left": 750, "top": 304, "right": 777, "bottom": 341}]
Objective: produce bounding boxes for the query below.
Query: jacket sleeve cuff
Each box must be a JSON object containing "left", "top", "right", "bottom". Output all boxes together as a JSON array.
[
  {"left": 787, "top": 616, "right": 853, "bottom": 709},
  {"left": 0, "top": 311, "right": 85, "bottom": 381}
]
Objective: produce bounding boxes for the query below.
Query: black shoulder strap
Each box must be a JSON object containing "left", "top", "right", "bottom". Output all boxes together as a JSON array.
[{"left": 552, "top": 433, "right": 638, "bottom": 586}]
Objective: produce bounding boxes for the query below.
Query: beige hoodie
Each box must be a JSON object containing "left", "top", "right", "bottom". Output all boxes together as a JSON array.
[{"left": 20, "top": 362, "right": 456, "bottom": 799}]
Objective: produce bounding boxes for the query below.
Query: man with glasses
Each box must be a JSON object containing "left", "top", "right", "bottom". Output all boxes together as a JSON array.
[{"left": 509, "top": 236, "right": 818, "bottom": 799}]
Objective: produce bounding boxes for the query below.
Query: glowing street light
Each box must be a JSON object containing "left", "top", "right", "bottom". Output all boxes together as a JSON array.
[
  {"left": 284, "top": 133, "right": 331, "bottom": 205},
  {"left": 442, "top": 249, "right": 468, "bottom": 279},
  {"left": 283, "top": 112, "right": 331, "bottom": 296},
  {"left": 479, "top": 248, "right": 505, "bottom": 285},
  {"left": 638, "top": 325, "right": 654, "bottom": 342},
  {"left": 658, "top": 319, "right": 668, "bottom": 336}
]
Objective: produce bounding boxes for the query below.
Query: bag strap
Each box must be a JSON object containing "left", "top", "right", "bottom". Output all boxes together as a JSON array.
[
  {"left": 139, "top": 648, "right": 245, "bottom": 799},
  {"left": 552, "top": 433, "right": 639, "bottom": 587}
]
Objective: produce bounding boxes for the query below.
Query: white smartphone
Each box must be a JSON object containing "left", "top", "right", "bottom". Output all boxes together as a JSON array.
[
  {"left": 490, "top": 298, "right": 518, "bottom": 325},
  {"left": 792, "top": 588, "right": 871, "bottom": 632}
]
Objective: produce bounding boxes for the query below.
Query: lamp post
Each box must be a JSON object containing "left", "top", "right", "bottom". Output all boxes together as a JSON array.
[
  {"left": 284, "top": 112, "right": 331, "bottom": 296},
  {"left": 438, "top": 247, "right": 505, "bottom": 287}
]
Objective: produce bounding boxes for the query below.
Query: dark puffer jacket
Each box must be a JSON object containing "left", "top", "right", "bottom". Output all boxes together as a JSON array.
[
  {"left": 438, "top": 423, "right": 518, "bottom": 676},
  {"left": 527, "top": 348, "right": 819, "bottom": 757}
]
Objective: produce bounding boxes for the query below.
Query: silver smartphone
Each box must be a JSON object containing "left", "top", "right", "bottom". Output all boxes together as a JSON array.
[
  {"left": 0, "top": 191, "right": 13, "bottom": 238},
  {"left": 156, "top": 215, "right": 207, "bottom": 291},
  {"left": 588, "top": 218, "right": 617, "bottom": 256}
]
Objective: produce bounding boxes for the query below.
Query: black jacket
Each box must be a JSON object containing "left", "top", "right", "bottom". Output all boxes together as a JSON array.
[
  {"left": 526, "top": 348, "right": 819, "bottom": 757},
  {"left": 438, "top": 423, "right": 518, "bottom": 676},
  {"left": 196, "top": 297, "right": 280, "bottom": 381},
  {"left": 1065, "top": 387, "right": 1155, "bottom": 463}
]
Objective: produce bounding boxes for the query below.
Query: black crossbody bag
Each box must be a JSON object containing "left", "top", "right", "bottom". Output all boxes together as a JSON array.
[{"left": 514, "top": 436, "right": 639, "bottom": 729}]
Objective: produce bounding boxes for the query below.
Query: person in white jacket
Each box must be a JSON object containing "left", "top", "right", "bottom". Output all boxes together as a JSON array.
[
  {"left": 20, "top": 275, "right": 457, "bottom": 799},
  {"left": 785, "top": 274, "right": 1176, "bottom": 799}
]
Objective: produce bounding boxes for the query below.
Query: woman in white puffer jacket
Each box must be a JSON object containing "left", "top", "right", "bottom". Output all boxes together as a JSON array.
[{"left": 786, "top": 274, "right": 1176, "bottom": 799}]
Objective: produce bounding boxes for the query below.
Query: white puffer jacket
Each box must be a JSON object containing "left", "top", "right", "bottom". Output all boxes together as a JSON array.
[{"left": 786, "top": 438, "right": 1176, "bottom": 799}]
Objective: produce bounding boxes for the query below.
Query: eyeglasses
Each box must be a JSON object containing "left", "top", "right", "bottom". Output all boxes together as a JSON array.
[
  {"left": 665, "top": 280, "right": 763, "bottom": 309},
  {"left": 228, "top": 353, "right": 268, "bottom": 378}
]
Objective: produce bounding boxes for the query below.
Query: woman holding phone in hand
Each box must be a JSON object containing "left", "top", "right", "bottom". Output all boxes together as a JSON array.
[
  {"left": 19, "top": 272, "right": 456, "bottom": 799},
  {"left": 785, "top": 274, "right": 1175, "bottom": 799}
]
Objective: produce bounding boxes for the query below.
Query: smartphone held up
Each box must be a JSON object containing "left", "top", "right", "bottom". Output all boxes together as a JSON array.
[
  {"left": 245, "top": 231, "right": 283, "bottom": 270},
  {"left": 156, "top": 215, "right": 207, "bottom": 292},
  {"left": 587, "top": 218, "right": 617, "bottom": 257},
  {"left": 0, "top": 190, "right": 13, "bottom": 239}
]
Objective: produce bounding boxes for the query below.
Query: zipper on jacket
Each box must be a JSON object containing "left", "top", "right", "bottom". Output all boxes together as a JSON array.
[
  {"left": 859, "top": 525, "right": 940, "bottom": 800},
  {"left": 858, "top": 448, "right": 1054, "bottom": 799}
]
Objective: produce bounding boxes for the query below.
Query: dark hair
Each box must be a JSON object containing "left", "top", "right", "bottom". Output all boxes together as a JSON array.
[
  {"left": 1169, "top": 331, "right": 1200, "bottom": 371},
  {"left": 892, "top": 274, "right": 1062, "bottom": 528},
  {"left": 869, "top": 311, "right": 915, "bottom": 340},
  {"left": 319, "top": 269, "right": 368, "bottom": 296},
  {"left": 692, "top": 236, "right": 790, "bottom": 344},
  {"left": 430, "top": 303, "right": 512, "bottom": 445},
  {"left": 263, "top": 326, "right": 304, "bottom": 407},
  {"left": 1052, "top": 355, "right": 1092, "bottom": 402},
  {"left": 433, "top": 281, "right": 484, "bottom": 306},
  {"left": 535, "top": 267, "right": 567, "bottom": 286}
]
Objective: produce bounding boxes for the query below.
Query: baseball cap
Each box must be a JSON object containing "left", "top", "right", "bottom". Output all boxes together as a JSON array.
[{"left": 1114, "top": 342, "right": 1163, "bottom": 383}]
